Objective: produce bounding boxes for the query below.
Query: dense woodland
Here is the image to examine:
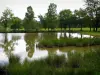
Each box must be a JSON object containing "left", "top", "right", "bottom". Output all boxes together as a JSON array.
[{"left": 0, "top": 0, "right": 100, "bottom": 32}]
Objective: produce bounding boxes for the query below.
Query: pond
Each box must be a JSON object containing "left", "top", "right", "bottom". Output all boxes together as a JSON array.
[{"left": 0, "top": 32, "right": 99, "bottom": 66}]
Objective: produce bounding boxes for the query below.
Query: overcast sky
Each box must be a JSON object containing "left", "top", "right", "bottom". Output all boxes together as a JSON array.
[{"left": 0, "top": 0, "right": 85, "bottom": 20}]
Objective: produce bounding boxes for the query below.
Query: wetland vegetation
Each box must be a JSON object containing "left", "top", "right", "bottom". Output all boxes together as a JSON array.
[
  {"left": 1, "top": 48, "right": 100, "bottom": 75},
  {"left": 0, "top": 33, "right": 100, "bottom": 75},
  {"left": 0, "top": 0, "right": 100, "bottom": 75},
  {"left": 38, "top": 37, "right": 100, "bottom": 48}
]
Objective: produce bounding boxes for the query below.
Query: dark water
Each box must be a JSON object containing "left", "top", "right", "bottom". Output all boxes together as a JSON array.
[{"left": 0, "top": 32, "right": 98, "bottom": 66}]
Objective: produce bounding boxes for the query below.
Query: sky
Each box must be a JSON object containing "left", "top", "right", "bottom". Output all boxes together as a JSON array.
[{"left": 0, "top": 0, "right": 85, "bottom": 20}]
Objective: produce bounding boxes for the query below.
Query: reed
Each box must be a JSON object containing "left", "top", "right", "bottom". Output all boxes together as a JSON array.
[{"left": 0, "top": 49, "right": 100, "bottom": 75}]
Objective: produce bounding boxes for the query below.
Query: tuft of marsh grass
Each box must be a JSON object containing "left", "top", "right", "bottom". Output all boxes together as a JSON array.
[
  {"left": 45, "top": 54, "right": 66, "bottom": 68},
  {"left": 9, "top": 55, "right": 20, "bottom": 64},
  {"left": 1, "top": 49, "right": 100, "bottom": 75},
  {"left": 67, "top": 52, "right": 83, "bottom": 68}
]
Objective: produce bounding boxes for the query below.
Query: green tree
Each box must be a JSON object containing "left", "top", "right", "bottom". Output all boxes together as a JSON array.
[
  {"left": 0, "top": 8, "right": 14, "bottom": 31},
  {"left": 97, "top": 7, "right": 100, "bottom": 27},
  {"left": 84, "top": 0, "right": 100, "bottom": 31},
  {"left": 23, "top": 6, "right": 35, "bottom": 31},
  {"left": 34, "top": 20, "right": 41, "bottom": 31},
  {"left": 84, "top": 15, "right": 93, "bottom": 31},
  {"left": 46, "top": 3, "right": 58, "bottom": 30},
  {"left": 69, "top": 14, "right": 77, "bottom": 28},
  {"left": 74, "top": 8, "right": 87, "bottom": 31},
  {"left": 38, "top": 14, "right": 47, "bottom": 30},
  {"left": 59, "top": 9, "right": 72, "bottom": 31},
  {"left": 11, "top": 17, "right": 22, "bottom": 31}
]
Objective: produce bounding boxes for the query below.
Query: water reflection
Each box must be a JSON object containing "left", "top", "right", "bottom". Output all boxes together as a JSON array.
[
  {"left": 40, "top": 32, "right": 57, "bottom": 40},
  {"left": 0, "top": 33, "right": 21, "bottom": 65},
  {"left": 56, "top": 50, "right": 68, "bottom": 58},
  {"left": 57, "top": 32, "right": 93, "bottom": 39},
  {"left": 24, "top": 33, "right": 38, "bottom": 58},
  {"left": 0, "top": 32, "right": 97, "bottom": 66}
]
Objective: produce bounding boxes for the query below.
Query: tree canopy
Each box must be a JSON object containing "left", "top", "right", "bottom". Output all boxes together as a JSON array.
[{"left": 0, "top": 2, "right": 100, "bottom": 32}]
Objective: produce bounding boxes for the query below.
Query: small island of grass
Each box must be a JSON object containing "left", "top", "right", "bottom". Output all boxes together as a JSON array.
[{"left": 37, "top": 38, "right": 100, "bottom": 48}]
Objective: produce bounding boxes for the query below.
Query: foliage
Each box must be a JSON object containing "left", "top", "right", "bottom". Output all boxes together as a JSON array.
[
  {"left": 84, "top": 0, "right": 100, "bottom": 31},
  {"left": 23, "top": 6, "right": 37, "bottom": 31},
  {"left": 59, "top": 9, "right": 72, "bottom": 30},
  {"left": 0, "top": 8, "right": 14, "bottom": 31},
  {"left": 46, "top": 3, "right": 58, "bottom": 30},
  {"left": 38, "top": 14, "right": 47, "bottom": 29},
  {"left": 11, "top": 17, "right": 22, "bottom": 31},
  {"left": 74, "top": 8, "right": 87, "bottom": 31},
  {"left": 0, "top": 2, "right": 100, "bottom": 32}
]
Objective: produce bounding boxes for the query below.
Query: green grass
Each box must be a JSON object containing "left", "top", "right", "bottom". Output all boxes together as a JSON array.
[
  {"left": 1, "top": 28, "right": 100, "bottom": 33},
  {"left": 37, "top": 38, "right": 100, "bottom": 48},
  {"left": 81, "top": 31, "right": 100, "bottom": 37},
  {"left": 40, "top": 28, "right": 100, "bottom": 31}
]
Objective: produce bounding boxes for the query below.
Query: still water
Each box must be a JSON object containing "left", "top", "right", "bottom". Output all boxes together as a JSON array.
[{"left": 0, "top": 32, "right": 98, "bottom": 66}]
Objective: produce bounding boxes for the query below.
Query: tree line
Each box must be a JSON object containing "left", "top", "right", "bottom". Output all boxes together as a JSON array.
[{"left": 0, "top": 0, "right": 100, "bottom": 32}]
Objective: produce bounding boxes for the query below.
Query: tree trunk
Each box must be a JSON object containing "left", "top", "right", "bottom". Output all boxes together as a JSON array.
[
  {"left": 95, "top": 10, "right": 98, "bottom": 32},
  {"left": 96, "top": 24, "right": 98, "bottom": 32},
  {"left": 69, "top": 24, "right": 70, "bottom": 32},
  {"left": 81, "top": 34, "right": 82, "bottom": 39},
  {"left": 45, "top": 28, "right": 46, "bottom": 30},
  {"left": 69, "top": 32, "right": 71, "bottom": 38},
  {"left": 4, "top": 21, "right": 7, "bottom": 32},
  {"left": 61, "top": 26, "right": 62, "bottom": 31},
  {"left": 95, "top": 18, "right": 98, "bottom": 32},
  {"left": 4, "top": 33, "right": 8, "bottom": 44},
  {"left": 90, "top": 24, "right": 91, "bottom": 32},
  {"left": 48, "top": 28, "right": 49, "bottom": 31},
  {"left": 80, "top": 24, "right": 82, "bottom": 31},
  {"left": 64, "top": 27, "right": 66, "bottom": 32},
  {"left": 93, "top": 24, "right": 95, "bottom": 31}
]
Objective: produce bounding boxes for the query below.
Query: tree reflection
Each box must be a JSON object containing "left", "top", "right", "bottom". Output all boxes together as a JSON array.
[
  {"left": 60, "top": 32, "right": 71, "bottom": 39},
  {"left": 0, "top": 33, "right": 20, "bottom": 57},
  {"left": 41, "top": 32, "right": 57, "bottom": 40},
  {"left": 24, "top": 33, "right": 38, "bottom": 58}
]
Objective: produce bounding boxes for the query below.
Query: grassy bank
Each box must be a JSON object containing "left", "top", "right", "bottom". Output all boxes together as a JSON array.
[
  {"left": 37, "top": 38, "right": 100, "bottom": 48},
  {"left": 1, "top": 28, "right": 100, "bottom": 33},
  {"left": 81, "top": 31, "right": 100, "bottom": 37},
  {"left": 1, "top": 49, "right": 100, "bottom": 75}
]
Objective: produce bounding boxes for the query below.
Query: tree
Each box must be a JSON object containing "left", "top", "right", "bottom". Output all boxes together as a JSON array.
[
  {"left": 84, "top": 0, "right": 100, "bottom": 31},
  {"left": 23, "top": 6, "right": 35, "bottom": 31},
  {"left": 84, "top": 15, "right": 93, "bottom": 31},
  {"left": 97, "top": 7, "right": 100, "bottom": 28},
  {"left": 25, "top": 6, "right": 34, "bottom": 20},
  {"left": 69, "top": 14, "right": 77, "bottom": 28},
  {"left": 0, "top": 8, "right": 14, "bottom": 31},
  {"left": 38, "top": 14, "right": 47, "bottom": 30},
  {"left": 34, "top": 20, "right": 41, "bottom": 31},
  {"left": 59, "top": 9, "right": 72, "bottom": 31},
  {"left": 74, "top": 8, "right": 87, "bottom": 31},
  {"left": 11, "top": 17, "right": 22, "bottom": 31},
  {"left": 46, "top": 3, "right": 58, "bottom": 30}
]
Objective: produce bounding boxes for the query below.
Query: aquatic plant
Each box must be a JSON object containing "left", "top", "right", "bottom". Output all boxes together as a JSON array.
[{"left": 1, "top": 49, "right": 100, "bottom": 75}]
